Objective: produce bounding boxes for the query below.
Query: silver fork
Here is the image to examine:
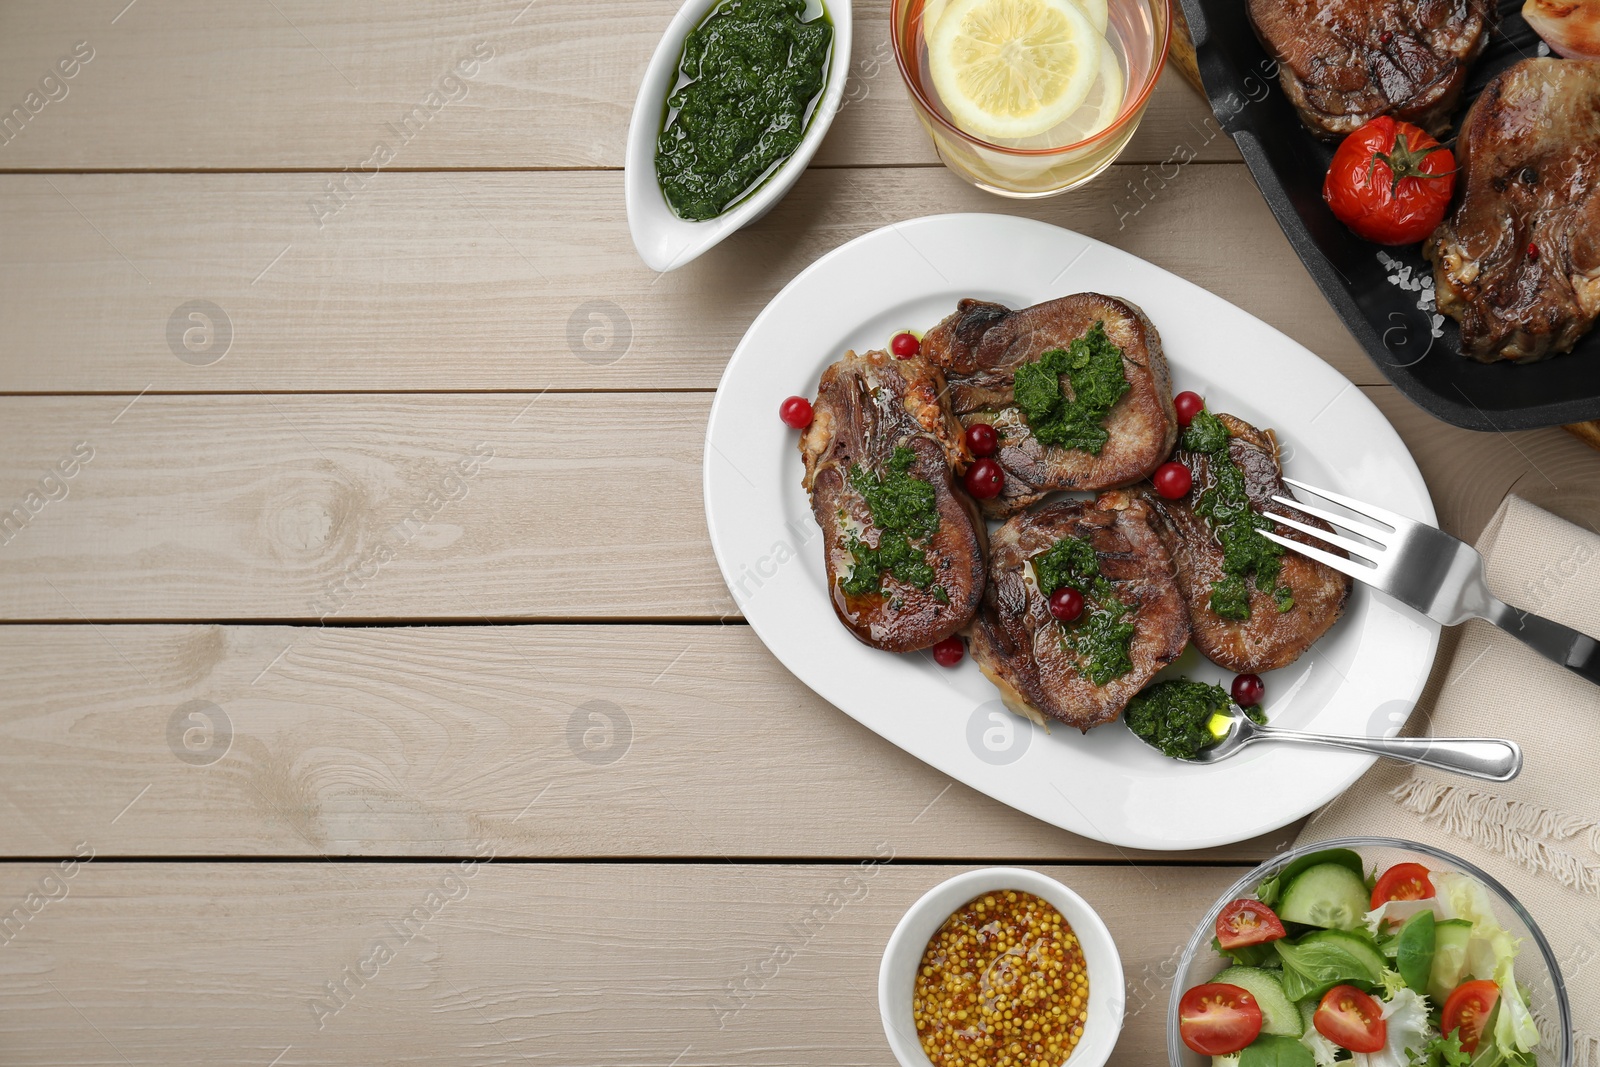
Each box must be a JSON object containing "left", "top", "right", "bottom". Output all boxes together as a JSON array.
[{"left": 1260, "top": 478, "right": 1600, "bottom": 688}]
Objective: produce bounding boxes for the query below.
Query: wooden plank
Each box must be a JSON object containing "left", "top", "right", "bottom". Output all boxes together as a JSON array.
[
  {"left": 0, "top": 166, "right": 1376, "bottom": 394},
  {"left": 0, "top": 623, "right": 1296, "bottom": 862},
  {"left": 1, "top": 388, "right": 1593, "bottom": 621},
  {"left": 0, "top": 393, "right": 732, "bottom": 621},
  {"left": 0, "top": 0, "right": 1235, "bottom": 171},
  {"left": 0, "top": 862, "right": 1236, "bottom": 1065}
]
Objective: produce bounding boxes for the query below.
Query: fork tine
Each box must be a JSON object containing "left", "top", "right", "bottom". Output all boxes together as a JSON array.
[
  {"left": 1280, "top": 476, "right": 1410, "bottom": 529},
  {"left": 1270, "top": 494, "right": 1392, "bottom": 545},
  {"left": 1260, "top": 530, "right": 1377, "bottom": 580},
  {"left": 1261, "top": 511, "right": 1384, "bottom": 564}
]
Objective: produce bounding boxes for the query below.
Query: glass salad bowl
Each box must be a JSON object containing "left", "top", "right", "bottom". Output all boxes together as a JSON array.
[{"left": 1167, "top": 837, "right": 1573, "bottom": 1067}]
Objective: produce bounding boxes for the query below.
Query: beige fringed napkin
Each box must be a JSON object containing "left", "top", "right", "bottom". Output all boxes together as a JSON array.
[{"left": 1298, "top": 495, "right": 1600, "bottom": 1065}]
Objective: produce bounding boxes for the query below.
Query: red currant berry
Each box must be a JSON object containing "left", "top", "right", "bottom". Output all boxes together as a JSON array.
[
  {"left": 1152, "top": 461, "right": 1193, "bottom": 500},
  {"left": 1232, "top": 673, "right": 1265, "bottom": 707},
  {"left": 931, "top": 636, "right": 964, "bottom": 667},
  {"left": 1173, "top": 391, "right": 1204, "bottom": 427},
  {"left": 1048, "top": 587, "right": 1085, "bottom": 623},
  {"left": 963, "top": 458, "right": 1005, "bottom": 500},
  {"left": 779, "top": 395, "right": 813, "bottom": 429},
  {"left": 890, "top": 332, "right": 920, "bottom": 358},
  {"left": 965, "top": 423, "right": 999, "bottom": 457}
]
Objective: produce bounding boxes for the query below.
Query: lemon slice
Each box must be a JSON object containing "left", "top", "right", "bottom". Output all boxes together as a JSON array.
[
  {"left": 1013, "top": 36, "right": 1125, "bottom": 148},
  {"left": 928, "top": 0, "right": 1103, "bottom": 141},
  {"left": 923, "top": 0, "right": 1107, "bottom": 45}
]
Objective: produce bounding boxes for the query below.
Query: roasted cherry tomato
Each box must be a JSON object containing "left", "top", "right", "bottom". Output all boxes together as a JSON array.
[
  {"left": 964, "top": 458, "right": 1004, "bottom": 500},
  {"left": 1442, "top": 980, "right": 1500, "bottom": 1055},
  {"left": 1371, "top": 862, "right": 1434, "bottom": 909},
  {"left": 1315, "top": 985, "right": 1387, "bottom": 1053},
  {"left": 1153, "top": 461, "right": 1193, "bottom": 499},
  {"left": 1215, "top": 898, "right": 1287, "bottom": 951},
  {"left": 1231, "top": 673, "right": 1265, "bottom": 708},
  {"left": 965, "top": 422, "right": 999, "bottom": 457},
  {"left": 1174, "top": 390, "right": 1205, "bottom": 427},
  {"left": 890, "top": 331, "right": 921, "bottom": 358},
  {"left": 1048, "top": 587, "right": 1085, "bottom": 623},
  {"left": 931, "top": 636, "right": 965, "bottom": 667},
  {"left": 1179, "top": 983, "right": 1264, "bottom": 1056},
  {"left": 779, "top": 396, "right": 813, "bottom": 428},
  {"left": 1323, "top": 116, "right": 1456, "bottom": 245}
]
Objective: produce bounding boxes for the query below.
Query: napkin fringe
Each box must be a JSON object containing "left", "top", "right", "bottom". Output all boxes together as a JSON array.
[
  {"left": 1390, "top": 778, "right": 1600, "bottom": 896},
  {"left": 1578, "top": 1030, "right": 1598, "bottom": 1067}
]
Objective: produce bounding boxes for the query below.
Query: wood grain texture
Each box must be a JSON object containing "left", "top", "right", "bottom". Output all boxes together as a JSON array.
[
  {"left": 0, "top": 166, "right": 1373, "bottom": 393},
  {"left": 0, "top": 862, "right": 1234, "bottom": 1066},
  {"left": 0, "top": 393, "right": 731, "bottom": 621},
  {"left": 0, "top": 0, "right": 1235, "bottom": 171},
  {"left": 0, "top": 623, "right": 1297, "bottom": 862},
  {"left": 1, "top": 388, "right": 1593, "bottom": 621}
]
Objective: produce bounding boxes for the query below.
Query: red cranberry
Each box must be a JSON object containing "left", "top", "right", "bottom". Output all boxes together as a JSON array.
[
  {"left": 1173, "top": 391, "right": 1204, "bottom": 427},
  {"left": 932, "top": 636, "right": 964, "bottom": 667},
  {"left": 1232, "top": 673, "right": 1266, "bottom": 707},
  {"left": 779, "top": 396, "right": 813, "bottom": 429},
  {"left": 964, "top": 458, "right": 1005, "bottom": 500},
  {"left": 1527, "top": 243, "right": 1540, "bottom": 261},
  {"left": 890, "top": 332, "right": 921, "bottom": 358},
  {"left": 965, "top": 423, "right": 999, "bottom": 457},
  {"left": 1048, "top": 587, "right": 1085, "bottom": 623},
  {"left": 1152, "top": 461, "right": 1193, "bottom": 500}
]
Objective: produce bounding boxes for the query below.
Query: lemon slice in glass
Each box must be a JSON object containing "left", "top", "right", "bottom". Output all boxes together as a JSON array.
[
  {"left": 1012, "top": 36, "right": 1125, "bottom": 148},
  {"left": 928, "top": 0, "right": 1103, "bottom": 142},
  {"left": 924, "top": 0, "right": 1108, "bottom": 45}
]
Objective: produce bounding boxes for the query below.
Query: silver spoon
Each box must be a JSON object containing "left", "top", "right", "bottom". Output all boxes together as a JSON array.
[{"left": 1180, "top": 704, "right": 1523, "bottom": 782}]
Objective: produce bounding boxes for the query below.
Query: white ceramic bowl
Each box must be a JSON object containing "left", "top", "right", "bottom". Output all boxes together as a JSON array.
[
  {"left": 879, "top": 867, "right": 1126, "bottom": 1067},
  {"left": 624, "top": 0, "right": 853, "bottom": 272}
]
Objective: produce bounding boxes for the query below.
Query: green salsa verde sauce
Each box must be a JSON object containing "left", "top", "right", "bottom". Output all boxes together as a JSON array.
[
  {"left": 1125, "top": 679, "right": 1266, "bottom": 760},
  {"left": 1182, "top": 409, "right": 1295, "bottom": 621},
  {"left": 655, "top": 0, "right": 832, "bottom": 221},
  {"left": 1010, "top": 321, "right": 1130, "bottom": 455},
  {"left": 1030, "top": 535, "right": 1135, "bottom": 686},
  {"left": 840, "top": 446, "right": 947, "bottom": 602}
]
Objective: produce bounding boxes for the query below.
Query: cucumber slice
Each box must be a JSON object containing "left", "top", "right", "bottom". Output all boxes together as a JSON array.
[
  {"left": 1213, "top": 966, "right": 1303, "bottom": 1037},
  {"left": 1278, "top": 862, "right": 1370, "bottom": 931},
  {"left": 1396, "top": 909, "right": 1436, "bottom": 995},
  {"left": 1429, "top": 918, "right": 1474, "bottom": 1002}
]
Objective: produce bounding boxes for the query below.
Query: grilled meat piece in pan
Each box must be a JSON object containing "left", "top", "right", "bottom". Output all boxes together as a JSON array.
[
  {"left": 1249, "top": 0, "right": 1495, "bottom": 137},
  {"left": 967, "top": 497, "right": 1189, "bottom": 732},
  {"left": 921, "top": 294, "right": 1177, "bottom": 519},
  {"left": 1124, "top": 413, "right": 1352, "bottom": 674},
  {"left": 800, "top": 349, "right": 986, "bottom": 652},
  {"left": 1426, "top": 58, "right": 1600, "bottom": 362}
]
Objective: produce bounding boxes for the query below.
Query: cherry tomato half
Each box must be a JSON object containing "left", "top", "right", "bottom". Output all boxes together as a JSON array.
[
  {"left": 965, "top": 422, "right": 999, "bottom": 457},
  {"left": 890, "top": 331, "right": 921, "bottom": 358},
  {"left": 1215, "top": 898, "right": 1287, "bottom": 951},
  {"left": 1371, "top": 862, "right": 1434, "bottom": 910},
  {"left": 1315, "top": 985, "right": 1387, "bottom": 1053},
  {"left": 779, "top": 396, "right": 813, "bottom": 429},
  {"left": 964, "top": 458, "right": 1005, "bottom": 500},
  {"left": 1179, "top": 983, "right": 1264, "bottom": 1056},
  {"left": 931, "top": 636, "right": 965, "bottom": 667},
  {"left": 1323, "top": 116, "right": 1456, "bottom": 245},
  {"left": 1153, "top": 461, "right": 1193, "bottom": 499},
  {"left": 1442, "top": 980, "right": 1500, "bottom": 1055},
  {"left": 1174, "top": 391, "right": 1205, "bottom": 427}
]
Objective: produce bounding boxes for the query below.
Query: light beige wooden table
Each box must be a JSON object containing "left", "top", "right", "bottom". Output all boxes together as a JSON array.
[{"left": 1, "top": 3, "right": 1596, "bottom": 1065}]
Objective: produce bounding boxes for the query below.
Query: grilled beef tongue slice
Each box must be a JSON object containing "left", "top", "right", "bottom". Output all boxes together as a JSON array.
[
  {"left": 1128, "top": 413, "right": 1352, "bottom": 674},
  {"left": 799, "top": 349, "right": 985, "bottom": 653},
  {"left": 967, "top": 497, "right": 1188, "bottom": 732},
  {"left": 921, "top": 293, "right": 1177, "bottom": 519},
  {"left": 1248, "top": 0, "right": 1494, "bottom": 138},
  {"left": 1425, "top": 58, "right": 1600, "bottom": 362}
]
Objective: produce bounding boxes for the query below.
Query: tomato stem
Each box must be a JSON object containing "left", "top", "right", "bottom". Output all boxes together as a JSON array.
[{"left": 1369, "top": 133, "right": 1456, "bottom": 192}]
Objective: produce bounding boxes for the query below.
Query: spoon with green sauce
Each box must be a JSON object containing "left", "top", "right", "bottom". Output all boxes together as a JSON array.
[{"left": 1127, "top": 680, "right": 1522, "bottom": 781}]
